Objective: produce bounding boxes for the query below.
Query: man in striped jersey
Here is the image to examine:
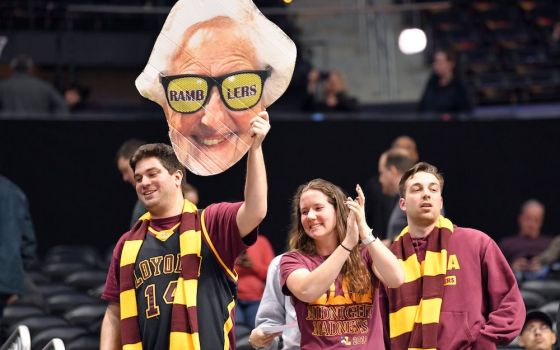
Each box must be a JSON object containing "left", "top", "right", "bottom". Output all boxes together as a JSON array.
[{"left": 100, "top": 112, "right": 270, "bottom": 350}]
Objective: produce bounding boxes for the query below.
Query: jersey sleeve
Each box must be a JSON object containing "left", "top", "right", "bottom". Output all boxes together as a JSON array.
[
  {"left": 101, "top": 233, "right": 128, "bottom": 303},
  {"left": 202, "top": 202, "right": 258, "bottom": 271}
]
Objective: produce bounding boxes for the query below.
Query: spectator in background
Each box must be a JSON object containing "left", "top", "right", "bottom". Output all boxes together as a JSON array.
[
  {"left": 365, "top": 135, "right": 419, "bottom": 238},
  {"left": 534, "top": 235, "right": 560, "bottom": 269},
  {"left": 377, "top": 148, "right": 416, "bottom": 244},
  {"left": 0, "top": 55, "right": 68, "bottom": 118},
  {"left": 500, "top": 200, "right": 552, "bottom": 282},
  {"left": 302, "top": 69, "right": 358, "bottom": 112},
  {"left": 0, "top": 175, "right": 37, "bottom": 318},
  {"left": 249, "top": 253, "right": 300, "bottom": 350},
  {"left": 391, "top": 135, "right": 419, "bottom": 162},
  {"left": 64, "top": 83, "right": 93, "bottom": 113},
  {"left": 518, "top": 310, "right": 557, "bottom": 350},
  {"left": 181, "top": 182, "right": 199, "bottom": 206},
  {"left": 418, "top": 48, "right": 473, "bottom": 120},
  {"left": 235, "top": 235, "right": 275, "bottom": 327},
  {"left": 115, "top": 138, "right": 147, "bottom": 226}
]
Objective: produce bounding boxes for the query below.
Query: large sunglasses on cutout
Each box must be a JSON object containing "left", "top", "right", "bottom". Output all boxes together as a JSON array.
[{"left": 160, "top": 69, "right": 270, "bottom": 114}]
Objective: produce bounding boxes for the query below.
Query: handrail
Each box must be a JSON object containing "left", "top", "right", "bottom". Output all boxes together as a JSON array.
[
  {"left": 0, "top": 325, "right": 31, "bottom": 350},
  {"left": 41, "top": 338, "right": 65, "bottom": 350}
]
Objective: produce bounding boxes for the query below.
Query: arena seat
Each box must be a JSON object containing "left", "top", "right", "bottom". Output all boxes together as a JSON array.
[
  {"left": 64, "top": 334, "right": 99, "bottom": 350},
  {"left": 45, "top": 245, "right": 101, "bottom": 267},
  {"left": 38, "top": 283, "right": 75, "bottom": 298},
  {"left": 64, "top": 270, "right": 107, "bottom": 292},
  {"left": 88, "top": 283, "right": 105, "bottom": 298},
  {"left": 539, "top": 300, "right": 559, "bottom": 320},
  {"left": 2, "top": 305, "right": 45, "bottom": 328},
  {"left": 45, "top": 292, "right": 101, "bottom": 316},
  {"left": 521, "top": 280, "right": 560, "bottom": 301},
  {"left": 63, "top": 303, "right": 106, "bottom": 328},
  {"left": 9, "top": 315, "right": 68, "bottom": 336},
  {"left": 25, "top": 271, "right": 51, "bottom": 286},
  {"left": 43, "top": 262, "right": 91, "bottom": 281},
  {"left": 88, "top": 319, "right": 102, "bottom": 334},
  {"left": 31, "top": 326, "right": 88, "bottom": 350},
  {"left": 520, "top": 289, "right": 546, "bottom": 310}
]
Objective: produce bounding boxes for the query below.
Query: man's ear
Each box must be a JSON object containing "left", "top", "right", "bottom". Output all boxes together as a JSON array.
[
  {"left": 399, "top": 197, "right": 406, "bottom": 211},
  {"left": 175, "top": 169, "right": 183, "bottom": 186}
]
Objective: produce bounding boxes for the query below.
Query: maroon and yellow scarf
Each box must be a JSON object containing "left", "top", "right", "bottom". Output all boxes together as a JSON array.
[
  {"left": 386, "top": 216, "right": 454, "bottom": 350},
  {"left": 119, "top": 200, "right": 202, "bottom": 350}
]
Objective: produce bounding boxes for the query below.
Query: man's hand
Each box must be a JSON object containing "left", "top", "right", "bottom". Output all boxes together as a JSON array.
[
  {"left": 249, "top": 111, "right": 270, "bottom": 149},
  {"left": 6, "top": 294, "right": 18, "bottom": 305},
  {"left": 511, "top": 257, "right": 529, "bottom": 272},
  {"left": 529, "top": 257, "right": 543, "bottom": 272}
]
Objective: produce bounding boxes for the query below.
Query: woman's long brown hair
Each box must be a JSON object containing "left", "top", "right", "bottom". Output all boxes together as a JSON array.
[{"left": 288, "top": 178, "right": 372, "bottom": 297}]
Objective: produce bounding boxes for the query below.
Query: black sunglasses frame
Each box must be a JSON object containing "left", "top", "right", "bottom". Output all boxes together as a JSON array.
[{"left": 160, "top": 69, "right": 270, "bottom": 114}]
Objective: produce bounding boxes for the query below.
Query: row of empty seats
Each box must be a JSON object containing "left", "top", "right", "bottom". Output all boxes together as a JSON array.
[{"left": 1, "top": 246, "right": 109, "bottom": 350}]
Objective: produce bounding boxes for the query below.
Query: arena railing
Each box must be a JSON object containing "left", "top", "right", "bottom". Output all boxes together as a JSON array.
[
  {"left": 0, "top": 325, "right": 31, "bottom": 350},
  {"left": 41, "top": 339, "right": 64, "bottom": 350}
]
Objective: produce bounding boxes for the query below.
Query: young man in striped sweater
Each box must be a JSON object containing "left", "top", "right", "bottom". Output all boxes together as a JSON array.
[{"left": 383, "top": 162, "right": 525, "bottom": 350}]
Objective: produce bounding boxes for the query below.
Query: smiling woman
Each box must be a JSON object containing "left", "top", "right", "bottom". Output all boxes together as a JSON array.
[{"left": 279, "top": 179, "right": 404, "bottom": 349}]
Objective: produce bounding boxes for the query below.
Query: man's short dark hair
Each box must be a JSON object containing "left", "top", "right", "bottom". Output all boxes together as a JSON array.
[
  {"left": 115, "top": 139, "right": 146, "bottom": 163},
  {"left": 398, "top": 162, "right": 444, "bottom": 198},
  {"left": 10, "top": 55, "right": 34, "bottom": 73},
  {"left": 385, "top": 148, "right": 416, "bottom": 174},
  {"left": 130, "top": 143, "right": 184, "bottom": 175}
]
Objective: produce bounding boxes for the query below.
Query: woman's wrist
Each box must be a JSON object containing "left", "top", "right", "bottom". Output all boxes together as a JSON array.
[{"left": 361, "top": 228, "right": 377, "bottom": 245}]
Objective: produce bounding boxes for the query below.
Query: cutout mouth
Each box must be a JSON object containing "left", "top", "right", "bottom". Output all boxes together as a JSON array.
[
  {"left": 194, "top": 132, "right": 235, "bottom": 147},
  {"left": 168, "top": 124, "right": 250, "bottom": 176}
]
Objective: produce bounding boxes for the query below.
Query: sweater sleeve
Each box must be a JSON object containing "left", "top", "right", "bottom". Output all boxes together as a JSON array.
[
  {"left": 537, "top": 236, "right": 560, "bottom": 265},
  {"left": 478, "top": 239, "right": 525, "bottom": 345},
  {"left": 255, "top": 256, "right": 285, "bottom": 350}
]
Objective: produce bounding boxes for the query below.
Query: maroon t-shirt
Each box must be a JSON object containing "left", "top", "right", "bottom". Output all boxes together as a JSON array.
[
  {"left": 280, "top": 248, "right": 384, "bottom": 350},
  {"left": 102, "top": 202, "right": 257, "bottom": 302}
]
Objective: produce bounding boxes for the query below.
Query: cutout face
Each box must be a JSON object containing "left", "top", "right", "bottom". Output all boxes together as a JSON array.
[{"left": 136, "top": 0, "right": 296, "bottom": 175}]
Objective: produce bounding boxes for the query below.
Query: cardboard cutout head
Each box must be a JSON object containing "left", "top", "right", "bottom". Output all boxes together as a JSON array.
[{"left": 136, "top": 0, "right": 296, "bottom": 175}]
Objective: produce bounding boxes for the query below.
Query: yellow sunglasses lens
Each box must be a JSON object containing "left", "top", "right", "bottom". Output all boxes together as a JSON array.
[
  {"left": 221, "top": 73, "right": 264, "bottom": 110},
  {"left": 166, "top": 77, "right": 208, "bottom": 113}
]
